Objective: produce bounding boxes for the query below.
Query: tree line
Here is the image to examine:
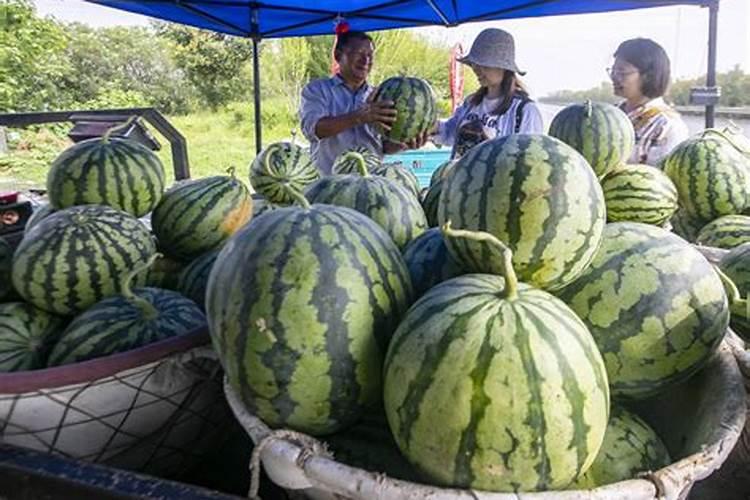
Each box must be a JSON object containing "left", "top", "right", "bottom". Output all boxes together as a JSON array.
[
  {"left": 541, "top": 66, "right": 750, "bottom": 107},
  {"left": 1, "top": 0, "right": 465, "bottom": 116}
]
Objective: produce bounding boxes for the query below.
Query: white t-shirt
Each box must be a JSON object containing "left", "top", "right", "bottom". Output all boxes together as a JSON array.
[{"left": 434, "top": 94, "right": 544, "bottom": 158}]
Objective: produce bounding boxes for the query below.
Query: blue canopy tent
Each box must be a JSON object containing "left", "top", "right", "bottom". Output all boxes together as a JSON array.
[{"left": 86, "top": 0, "right": 721, "bottom": 152}]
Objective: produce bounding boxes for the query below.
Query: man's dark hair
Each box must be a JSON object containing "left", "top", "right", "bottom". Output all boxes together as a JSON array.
[
  {"left": 333, "top": 31, "right": 373, "bottom": 62},
  {"left": 614, "top": 38, "right": 671, "bottom": 98}
]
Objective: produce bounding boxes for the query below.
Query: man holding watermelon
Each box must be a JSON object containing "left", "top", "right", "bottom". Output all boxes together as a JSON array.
[{"left": 299, "top": 30, "right": 429, "bottom": 174}]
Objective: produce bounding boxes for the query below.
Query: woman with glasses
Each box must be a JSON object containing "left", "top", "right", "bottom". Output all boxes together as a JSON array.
[
  {"left": 608, "top": 38, "right": 689, "bottom": 166},
  {"left": 431, "top": 28, "right": 544, "bottom": 159}
]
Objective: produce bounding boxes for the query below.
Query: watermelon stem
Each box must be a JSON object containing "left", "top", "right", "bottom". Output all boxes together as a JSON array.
[
  {"left": 281, "top": 184, "right": 311, "bottom": 209},
  {"left": 584, "top": 99, "right": 592, "bottom": 118},
  {"left": 714, "top": 266, "right": 748, "bottom": 316},
  {"left": 121, "top": 253, "right": 161, "bottom": 320},
  {"left": 226, "top": 166, "right": 237, "bottom": 178},
  {"left": 349, "top": 152, "right": 370, "bottom": 177},
  {"left": 440, "top": 220, "right": 518, "bottom": 299},
  {"left": 102, "top": 116, "right": 138, "bottom": 143},
  {"left": 702, "top": 128, "right": 748, "bottom": 155}
]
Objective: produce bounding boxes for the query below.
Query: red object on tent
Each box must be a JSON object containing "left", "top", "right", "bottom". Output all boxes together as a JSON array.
[
  {"left": 449, "top": 43, "right": 464, "bottom": 112},
  {"left": 330, "top": 18, "right": 350, "bottom": 75}
]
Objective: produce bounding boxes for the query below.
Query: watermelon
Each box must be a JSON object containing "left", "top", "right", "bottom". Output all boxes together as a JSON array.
[
  {"left": 337, "top": 154, "right": 421, "bottom": 199},
  {"left": 601, "top": 164, "right": 678, "bottom": 226},
  {"left": 0, "top": 238, "right": 13, "bottom": 301},
  {"left": 0, "top": 302, "right": 66, "bottom": 372},
  {"left": 402, "top": 228, "right": 462, "bottom": 297},
  {"left": 669, "top": 208, "right": 704, "bottom": 242},
  {"left": 429, "top": 159, "right": 456, "bottom": 187},
  {"left": 206, "top": 201, "right": 413, "bottom": 435},
  {"left": 370, "top": 163, "right": 420, "bottom": 198},
  {"left": 371, "top": 77, "right": 438, "bottom": 144},
  {"left": 696, "top": 215, "right": 750, "bottom": 249},
  {"left": 151, "top": 171, "right": 253, "bottom": 260},
  {"left": 548, "top": 100, "right": 635, "bottom": 178},
  {"left": 325, "top": 410, "right": 422, "bottom": 481},
  {"left": 251, "top": 193, "right": 278, "bottom": 217},
  {"left": 384, "top": 225, "right": 609, "bottom": 492},
  {"left": 25, "top": 203, "right": 56, "bottom": 231},
  {"left": 718, "top": 242, "right": 750, "bottom": 340},
  {"left": 557, "top": 222, "right": 728, "bottom": 399},
  {"left": 249, "top": 142, "right": 318, "bottom": 205},
  {"left": 570, "top": 405, "right": 670, "bottom": 488},
  {"left": 438, "top": 134, "right": 606, "bottom": 291},
  {"left": 176, "top": 250, "right": 219, "bottom": 311},
  {"left": 332, "top": 147, "right": 381, "bottom": 175},
  {"left": 46, "top": 129, "right": 165, "bottom": 217},
  {"left": 141, "top": 254, "right": 185, "bottom": 290},
  {"left": 305, "top": 157, "right": 427, "bottom": 250},
  {"left": 47, "top": 286, "right": 205, "bottom": 367},
  {"left": 420, "top": 176, "right": 445, "bottom": 228},
  {"left": 663, "top": 129, "right": 750, "bottom": 222},
  {"left": 12, "top": 205, "right": 156, "bottom": 315}
]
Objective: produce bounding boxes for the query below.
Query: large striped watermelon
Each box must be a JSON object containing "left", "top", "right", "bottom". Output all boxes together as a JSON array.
[
  {"left": 669, "top": 208, "right": 704, "bottom": 242},
  {"left": 206, "top": 202, "right": 413, "bottom": 435},
  {"left": 0, "top": 302, "right": 66, "bottom": 372},
  {"left": 176, "top": 250, "right": 219, "bottom": 311},
  {"left": 570, "top": 405, "right": 670, "bottom": 488},
  {"left": 438, "top": 134, "right": 606, "bottom": 291},
  {"left": 336, "top": 153, "right": 421, "bottom": 199},
  {"left": 384, "top": 226, "right": 609, "bottom": 492},
  {"left": 429, "top": 159, "right": 456, "bottom": 187},
  {"left": 47, "top": 287, "right": 206, "bottom": 366},
  {"left": 151, "top": 171, "right": 253, "bottom": 260},
  {"left": 601, "top": 164, "right": 678, "bottom": 226},
  {"left": 0, "top": 238, "right": 12, "bottom": 301},
  {"left": 401, "top": 228, "right": 462, "bottom": 297},
  {"left": 663, "top": 129, "right": 750, "bottom": 222},
  {"left": 696, "top": 215, "right": 750, "bottom": 249},
  {"left": 332, "top": 147, "right": 382, "bottom": 175},
  {"left": 371, "top": 77, "right": 437, "bottom": 144},
  {"left": 305, "top": 158, "right": 427, "bottom": 250},
  {"left": 47, "top": 132, "right": 165, "bottom": 217},
  {"left": 12, "top": 205, "right": 156, "bottom": 315},
  {"left": 548, "top": 101, "right": 635, "bottom": 178},
  {"left": 557, "top": 222, "right": 728, "bottom": 399},
  {"left": 373, "top": 163, "right": 421, "bottom": 198},
  {"left": 718, "top": 242, "right": 750, "bottom": 340},
  {"left": 420, "top": 178, "right": 442, "bottom": 227},
  {"left": 25, "top": 203, "right": 56, "bottom": 232},
  {"left": 249, "top": 142, "right": 318, "bottom": 205}
]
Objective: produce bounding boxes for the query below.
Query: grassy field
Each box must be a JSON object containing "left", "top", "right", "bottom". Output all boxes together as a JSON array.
[{"left": 0, "top": 101, "right": 300, "bottom": 192}]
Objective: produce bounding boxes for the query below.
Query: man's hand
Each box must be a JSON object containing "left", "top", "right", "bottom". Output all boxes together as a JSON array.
[
  {"left": 356, "top": 100, "right": 397, "bottom": 130},
  {"left": 383, "top": 130, "right": 431, "bottom": 154}
]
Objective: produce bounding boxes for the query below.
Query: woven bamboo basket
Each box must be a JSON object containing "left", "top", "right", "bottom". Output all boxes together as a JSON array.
[
  {"left": 225, "top": 340, "right": 745, "bottom": 500},
  {"left": 0, "top": 327, "right": 232, "bottom": 478}
]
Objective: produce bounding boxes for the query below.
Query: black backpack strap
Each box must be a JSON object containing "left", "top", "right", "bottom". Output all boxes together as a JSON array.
[{"left": 514, "top": 97, "right": 531, "bottom": 133}]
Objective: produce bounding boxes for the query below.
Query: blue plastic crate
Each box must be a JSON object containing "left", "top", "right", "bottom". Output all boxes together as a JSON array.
[{"left": 384, "top": 148, "right": 451, "bottom": 189}]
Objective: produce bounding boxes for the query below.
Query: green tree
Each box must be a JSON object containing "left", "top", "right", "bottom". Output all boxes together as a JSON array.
[
  {"left": 155, "top": 23, "right": 254, "bottom": 110},
  {"left": 61, "top": 24, "right": 193, "bottom": 114},
  {"left": 0, "top": 0, "right": 73, "bottom": 112}
]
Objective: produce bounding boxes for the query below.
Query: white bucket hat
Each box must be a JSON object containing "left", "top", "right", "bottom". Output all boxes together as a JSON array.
[{"left": 458, "top": 28, "right": 526, "bottom": 75}]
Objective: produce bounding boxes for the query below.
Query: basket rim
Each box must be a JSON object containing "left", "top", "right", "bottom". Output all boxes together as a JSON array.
[{"left": 0, "top": 325, "right": 211, "bottom": 393}]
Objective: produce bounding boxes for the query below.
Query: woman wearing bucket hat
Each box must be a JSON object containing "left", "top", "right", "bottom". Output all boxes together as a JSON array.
[
  {"left": 609, "top": 38, "right": 688, "bottom": 166},
  {"left": 432, "top": 27, "right": 544, "bottom": 158}
]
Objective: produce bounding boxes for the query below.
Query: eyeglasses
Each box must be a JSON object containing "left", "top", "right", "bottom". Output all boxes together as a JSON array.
[{"left": 606, "top": 67, "right": 638, "bottom": 79}]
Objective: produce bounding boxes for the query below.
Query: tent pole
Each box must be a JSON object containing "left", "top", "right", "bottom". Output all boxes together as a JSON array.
[
  {"left": 705, "top": 0, "right": 719, "bottom": 129},
  {"left": 253, "top": 37, "right": 262, "bottom": 154}
]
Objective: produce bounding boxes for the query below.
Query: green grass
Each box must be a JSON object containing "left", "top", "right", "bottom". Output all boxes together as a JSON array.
[{"left": 0, "top": 100, "right": 301, "bottom": 192}]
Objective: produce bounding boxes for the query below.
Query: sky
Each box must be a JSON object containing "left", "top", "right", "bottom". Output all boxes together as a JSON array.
[{"left": 33, "top": 0, "right": 750, "bottom": 98}]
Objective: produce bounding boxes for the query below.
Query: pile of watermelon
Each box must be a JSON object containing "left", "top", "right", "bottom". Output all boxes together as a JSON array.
[
  {"left": 201, "top": 93, "right": 739, "bottom": 494},
  {"left": 3, "top": 90, "right": 745, "bottom": 494},
  {"left": 1, "top": 125, "right": 254, "bottom": 372}
]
